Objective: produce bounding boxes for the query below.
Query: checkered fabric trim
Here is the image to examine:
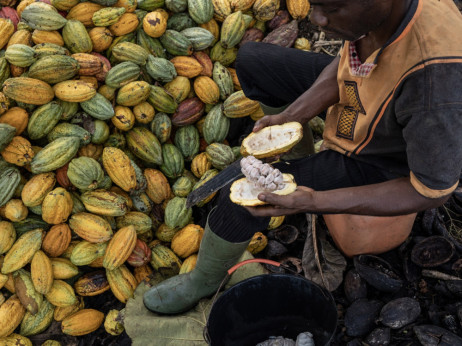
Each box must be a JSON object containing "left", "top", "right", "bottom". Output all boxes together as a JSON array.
[{"left": 349, "top": 42, "right": 375, "bottom": 77}]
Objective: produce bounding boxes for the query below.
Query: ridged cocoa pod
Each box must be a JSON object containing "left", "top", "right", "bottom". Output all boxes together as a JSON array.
[
  {"left": 171, "top": 97, "right": 205, "bottom": 126},
  {"left": 267, "top": 10, "right": 290, "bottom": 31},
  {"left": 239, "top": 28, "right": 264, "bottom": 47},
  {"left": 262, "top": 20, "right": 298, "bottom": 48}
]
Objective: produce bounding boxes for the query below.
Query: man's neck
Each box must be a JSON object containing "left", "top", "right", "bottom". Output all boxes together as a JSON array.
[{"left": 357, "top": 0, "right": 412, "bottom": 61}]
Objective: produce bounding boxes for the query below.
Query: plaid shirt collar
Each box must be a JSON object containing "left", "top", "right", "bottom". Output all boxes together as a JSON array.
[{"left": 348, "top": 40, "right": 376, "bottom": 77}]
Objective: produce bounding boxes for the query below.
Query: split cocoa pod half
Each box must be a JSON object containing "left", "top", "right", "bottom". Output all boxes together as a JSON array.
[{"left": 240, "top": 121, "right": 303, "bottom": 159}]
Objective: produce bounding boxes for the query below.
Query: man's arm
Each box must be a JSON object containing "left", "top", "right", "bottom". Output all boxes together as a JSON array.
[
  {"left": 246, "top": 177, "right": 450, "bottom": 217},
  {"left": 253, "top": 56, "right": 341, "bottom": 132}
]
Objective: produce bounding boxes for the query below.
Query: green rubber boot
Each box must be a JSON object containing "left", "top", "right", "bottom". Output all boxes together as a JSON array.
[
  {"left": 143, "top": 218, "right": 251, "bottom": 314},
  {"left": 259, "top": 102, "right": 315, "bottom": 159}
]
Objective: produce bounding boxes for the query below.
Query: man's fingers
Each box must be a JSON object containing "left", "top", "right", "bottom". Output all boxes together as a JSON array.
[
  {"left": 253, "top": 116, "right": 272, "bottom": 132},
  {"left": 258, "top": 192, "right": 286, "bottom": 206},
  {"left": 245, "top": 205, "right": 295, "bottom": 217}
]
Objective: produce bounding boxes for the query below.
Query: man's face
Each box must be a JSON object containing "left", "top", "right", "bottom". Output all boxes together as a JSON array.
[{"left": 309, "top": 0, "right": 394, "bottom": 41}]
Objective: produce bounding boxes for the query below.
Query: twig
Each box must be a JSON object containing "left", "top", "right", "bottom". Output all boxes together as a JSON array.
[
  {"left": 312, "top": 214, "right": 328, "bottom": 288},
  {"left": 321, "top": 47, "right": 337, "bottom": 56},
  {"left": 422, "top": 269, "right": 462, "bottom": 281},
  {"left": 313, "top": 40, "right": 343, "bottom": 47}
]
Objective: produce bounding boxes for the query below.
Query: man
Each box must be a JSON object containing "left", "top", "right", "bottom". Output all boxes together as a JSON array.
[{"left": 144, "top": 0, "right": 462, "bottom": 314}]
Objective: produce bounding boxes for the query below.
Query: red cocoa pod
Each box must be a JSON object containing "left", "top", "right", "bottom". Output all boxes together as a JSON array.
[
  {"left": 0, "top": 7, "right": 19, "bottom": 30},
  {"left": 267, "top": 10, "right": 291, "bottom": 31},
  {"left": 56, "top": 163, "right": 75, "bottom": 190},
  {"left": 171, "top": 97, "right": 205, "bottom": 126},
  {"left": 92, "top": 52, "right": 112, "bottom": 82},
  {"left": 127, "top": 239, "right": 152, "bottom": 267},
  {"left": 239, "top": 28, "right": 264, "bottom": 47},
  {"left": 193, "top": 51, "right": 213, "bottom": 78},
  {"left": 262, "top": 20, "right": 299, "bottom": 48}
]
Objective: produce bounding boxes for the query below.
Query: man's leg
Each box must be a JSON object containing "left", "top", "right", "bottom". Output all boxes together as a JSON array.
[
  {"left": 236, "top": 42, "right": 335, "bottom": 157},
  {"left": 143, "top": 151, "right": 400, "bottom": 314},
  {"left": 236, "top": 42, "right": 335, "bottom": 107}
]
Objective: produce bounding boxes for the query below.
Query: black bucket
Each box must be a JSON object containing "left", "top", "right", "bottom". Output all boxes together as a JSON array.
[{"left": 205, "top": 273, "right": 337, "bottom": 345}]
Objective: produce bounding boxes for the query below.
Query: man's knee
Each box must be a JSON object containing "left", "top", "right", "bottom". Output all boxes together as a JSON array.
[{"left": 236, "top": 42, "right": 264, "bottom": 80}]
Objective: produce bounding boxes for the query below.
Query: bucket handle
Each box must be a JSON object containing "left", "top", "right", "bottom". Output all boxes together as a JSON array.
[{"left": 203, "top": 258, "right": 283, "bottom": 345}]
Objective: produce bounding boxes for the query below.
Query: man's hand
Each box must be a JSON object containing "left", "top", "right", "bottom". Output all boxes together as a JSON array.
[
  {"left": 245, "top": 186, "right": 316, "bottom": 217},
  {"left": 253, "top": 113, "right": 290, "bottom": 132}
]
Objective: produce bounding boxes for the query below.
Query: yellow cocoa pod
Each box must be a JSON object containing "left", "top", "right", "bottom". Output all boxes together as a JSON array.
[
  {"left": 0, "top": 18, "right": 14, "bottom": 50},
  {"left": 111, "top": 105, "right": 135, "bottom": 131},
  {"left": 191, "top": 152, "right": 212, "bottom": 178},
  {"left": 41, "top": 223, "right": 72, "bottom": 257},
  {"left": 212, "top": 0, "right": 231, "bottom": 22},
  {"left": 70, "top": 241, "right": 107, "bottom": 266},
  {"left": 103, "top": 225, "right": 137, "bottom": 270},
  {"left": 61, "top": 309, "right": 104, "bottom": 336},
  {"left": 223, "top": 90, "right": 260, "bottom": 118},
  {"left": 164, "top": 76, "right": 191, "bottom": 104},
  {"left": 170, "top": 56, "right": 203, "bottom": 78},
  {"left": 0, "top": 333, "right": 32, "bottom": 345},
  {"left": 0, "top": 221, "right": 15, "bottom": 255},
  {"left": 116, "top": 81, "right": 150, "bottom": 107},
  {"left": 3, "top": 199, "right": 27, "bottom": 222},
  {"left": 199, "top": 19, "right": 220, "bottom": 45},
  {"left": 0, "top": 295, "right": 26, "bottom": 337},
  {"left": 286, "top": 0, "right": 310, "bottom": 20},
  {"left": 194, "top": 76, "right": 220, "bottom": 105},
  {"left": 42, "top": 340, "right": 61, "bottom": 346},
  {"left": 230, "top": 0, "right": 255, "bottom": 11},
  {"left": 32, "top": 30, "right": 64, "bottom": 46},
  {"left": 104, "top": 309, "right": 124, "bottom": 336},
  {"left": 89, "top": 27, "right": 114, "bottom": 52},
  {"left": 247, "top": 232, "right": 268, "bottom": 254},
  {"left": 106, "top": 264, "right": 137, "bottom": 303},
  {"left": 155, "top": 223, "right": 179, "bottom": 242},
  {"left": 133, "top": 264, "right": 153, "bottom": 284},
  {"left": 227, "top": 67, "right": 241, "bottom": 90},
  {"left": 50, "top": 258, "right": 79, "bottom": 280},
  {"left": 1, "top": 136, "right": 34, "bottom": 166},
  {"left": 52, "top": 0, "right": 79, "bottom": 10},
  {"left": 53, "top": 296, "right": 84, "bottom": 321},
  {"left": 171, "top": 224, "right": 204, "bottom": 258},
  {"left": 115, "top": 0, "right": 137, "bottom": 12},
  {"left": 102, "top": 147, "right": 137, "bottom": 192},
  {"left": 253, "top": 0, "right": 280, "bottom": 21},
  {"left": 53, "top": 80, "right": 96, "bottom": 102},
  {"left": 67, "top": 2, "right": 103, "bottom": 27},
  {"left": 41, "top": 187, "right": 73, "bottom": 225},
  {"left": 7, "top": 30, "right": 32, "bottom": 47},
  {"left": 45, "top": 280, "right": 78, "bottom": 307},
  {"left": 0, "top": 107, "right": 29, "bottom": 135},
  {"left": 144, "top": 168, "right": 172, "bottom": 204},
  {"left": 179, "top": 254, "right": 198, "bottom": 274},
  {"left": 3, "top": 77, "right": 54, "bottom": 105},
  {"left": 133, "top": 101, "right": 155, "bottom": 124},
  {"left": 109, "top": 12, "right": 138, "bottom": 36},
  {"left": 2, "top": 229, "right": 43, "bottom": 274},
  {"left": 30, "top": 250, "right": 54, "bottom": 294},
  {"left": 78, "top": 143, "right": 103, "bottom": 160},
  {"left": 68, "top": 212, "right": 113, "bottom": 243},
  {"left": 142, "top": 10, "right": 167, "bottom": 38},
  {"left": 98, "top": 84, "right": 116, "bottom": 101},
  {"left": 268, "top": 215, "right": 285, "bottom": 230},
  {"left": 21, "top": 172, "right": 56, "bottom": 207}
]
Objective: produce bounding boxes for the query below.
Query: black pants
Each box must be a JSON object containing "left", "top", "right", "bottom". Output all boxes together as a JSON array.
[{"left": 210, "top": 43, "right": 403, "bottom": 242}]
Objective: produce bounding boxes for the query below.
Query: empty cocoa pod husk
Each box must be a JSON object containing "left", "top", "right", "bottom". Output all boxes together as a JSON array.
[
  {"left": 264, "top": 240, "right": 288, "bottom": 258},
  {"left": 344, "top": 269, "right": 367, "bottom": 303},
  {"left": 414, "top": 325, "right": 462, "bottom": 345},
  {"left": 411, "top": 236, "right": 454, "bottom": 267},
  {"left": 354, "top": 255, "right": 403, "bottom": 293},
  {"left": 379, "top": 297, "right": 421, "bottom": 329},
  {"left": 270, "top": 224, "right": 299, "bottom": 245},
  {"left": 344, "top": 298, "right": 383, "bottom": 337},
  {"left": 365, "top": 327, "right": 391, "bottom": 346}
]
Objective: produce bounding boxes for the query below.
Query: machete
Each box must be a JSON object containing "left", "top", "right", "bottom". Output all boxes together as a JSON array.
[{"left": 186, "top": 158, "right": 243, "bottom": 208}]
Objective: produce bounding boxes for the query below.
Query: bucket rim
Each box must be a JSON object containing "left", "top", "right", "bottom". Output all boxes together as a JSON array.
[{"left": 204, "top": 273, "right": 338, "bottom": 346}]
